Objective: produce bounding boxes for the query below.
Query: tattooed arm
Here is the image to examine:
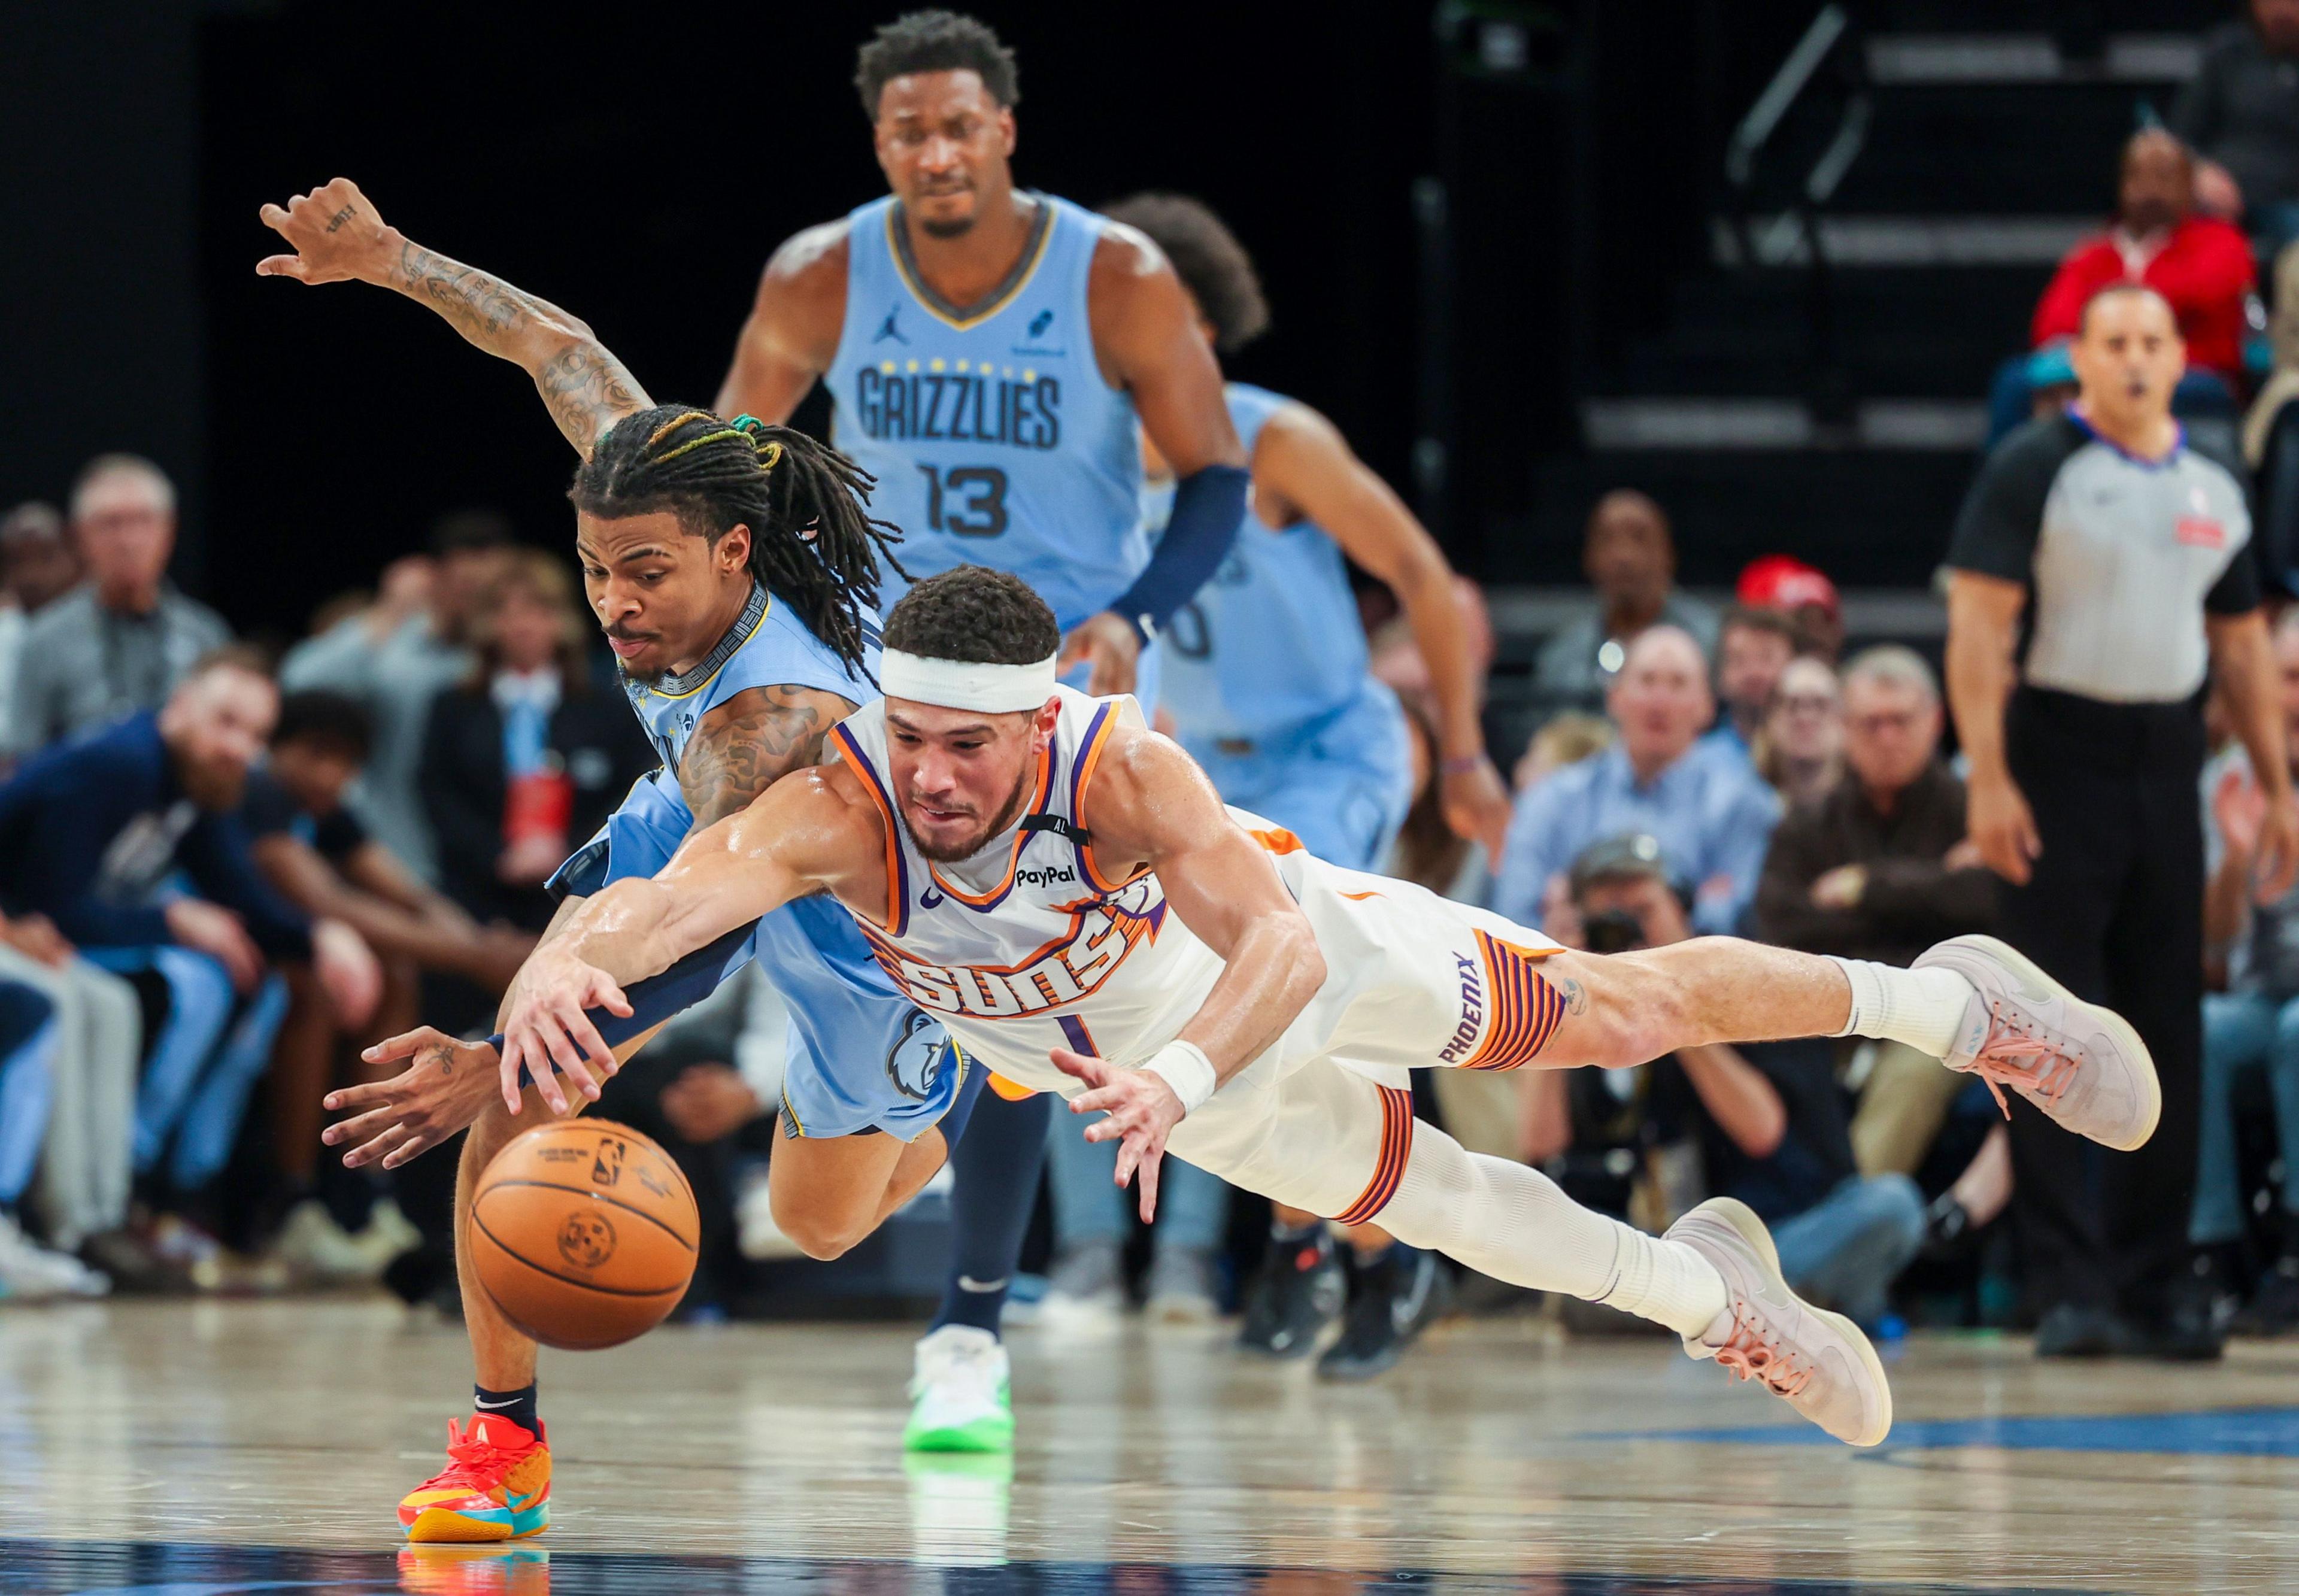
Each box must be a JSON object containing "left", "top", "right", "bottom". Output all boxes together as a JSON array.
[
  {"left": 256, "top": 177, "right": 647, "bottom": 457},
  {"left": 678, "top": 684, "right": 856, "bottom": 827}
]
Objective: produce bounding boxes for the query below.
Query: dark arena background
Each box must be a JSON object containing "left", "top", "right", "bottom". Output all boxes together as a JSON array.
[{"left": 7, "top": 2, "right": 2299, "bottom": 1593}]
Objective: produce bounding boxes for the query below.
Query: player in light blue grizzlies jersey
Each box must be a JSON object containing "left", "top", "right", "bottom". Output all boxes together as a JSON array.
[
  {"left": 253, "top": 174, "right": 1013, "bottom": 1537},
  {"left": 1108, "top": 192, "right": 1516, "bottom": 1382},
  {"left": 714, "top": 12, "right": 1251, "bottom": 1446}
]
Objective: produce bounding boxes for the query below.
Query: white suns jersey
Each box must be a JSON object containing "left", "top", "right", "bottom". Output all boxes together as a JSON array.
[{"left": 827, "top": 685, "right": 1268, "bottom": 1092}]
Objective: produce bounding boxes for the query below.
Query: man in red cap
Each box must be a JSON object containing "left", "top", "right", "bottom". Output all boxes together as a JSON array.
[{"left": 1739, "top": 556, "right": 1845, "bottom": 664}]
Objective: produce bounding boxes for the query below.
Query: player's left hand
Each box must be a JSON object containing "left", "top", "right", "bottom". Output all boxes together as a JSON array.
[
  {"left": 1057, "top": 612, "right": 1142, "bottom": 697},
  {"left": 1053, "top": 1046, "right": 1184, "bottom": 1222},
  {"left": 2255, "top": 785, "right": 2299, "bottom": 903},
  {"left": 1439, "top": 753, "right": 1512, "bottom": 858},
  {"left": 255, "top": 176, "right": 393, "bottom": 286}
]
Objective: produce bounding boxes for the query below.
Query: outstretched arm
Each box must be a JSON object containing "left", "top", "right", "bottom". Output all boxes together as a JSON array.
[
  {"left": 495, "top": 766, "right": 879, "bottom": 1110},
  {"left": 1049, "top": 725, "right": 1325, "bottom": 1217},
  {"left": 1252, "top": 400, "right": 1511, "bottom": 856},
  {"left": 257, "top": 177, "right": 648, "bottom": 457}
]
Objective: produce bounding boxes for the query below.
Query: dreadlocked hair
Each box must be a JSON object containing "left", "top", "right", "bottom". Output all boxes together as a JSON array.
[{"left": 571, "top": 405, "right": 906, "bottom": 677}]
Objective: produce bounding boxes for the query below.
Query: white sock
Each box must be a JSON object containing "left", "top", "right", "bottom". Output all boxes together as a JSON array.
[
  {"left": 1368, "top": 1122, "right": 1728, "bottom": 1339},
  {"left": 1828, "top": 958, "right": 1975, "bottom": 1058}
]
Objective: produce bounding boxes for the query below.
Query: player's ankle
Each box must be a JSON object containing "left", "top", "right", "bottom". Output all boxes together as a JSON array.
[{"left": 472, "top": 1383, "right": 539, "bottom": 1437}]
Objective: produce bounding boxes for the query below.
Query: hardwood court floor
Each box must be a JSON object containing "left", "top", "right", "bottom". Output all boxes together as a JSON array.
[{"left": 2, "top": 1297, "right": 2297, "bottom": 1593}]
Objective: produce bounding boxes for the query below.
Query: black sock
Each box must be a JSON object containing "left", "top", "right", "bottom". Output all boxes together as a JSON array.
[
  {"left": 472, "top": 1383, "right": 539, "bottom": 1436},
  {"left": 929, "top": 1087, "right": 1051, "bottom": 1339}
]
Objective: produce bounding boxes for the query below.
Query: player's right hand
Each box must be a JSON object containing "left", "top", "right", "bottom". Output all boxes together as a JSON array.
[
  {"left": 328, "top": 1028, "right": 504, "bottom": 1170},
  {"left": 1966, "top": 770, "right": 2042, "bottom": 887},
  {"left": 496, "top": 952, "right": 632, "bottom": 1115},
  {"left": 256, "top": 177, "right": 393, "bottom": 285}
]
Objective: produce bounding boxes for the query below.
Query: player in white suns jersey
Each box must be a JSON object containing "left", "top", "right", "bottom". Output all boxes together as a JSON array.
[{"left": 502, "top": 566, "right": 2169, "bottom": 1454}]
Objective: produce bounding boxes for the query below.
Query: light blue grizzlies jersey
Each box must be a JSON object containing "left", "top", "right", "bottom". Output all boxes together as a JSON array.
[
  {"left": 1148, "top": 383, "right": 1412, "bottom": 872},
  {"left": 824, "top": 192, "right": 1146, "bottom": 633},
  {"left": 554, "top": 582, "right": 962, "bottom": 1140}
]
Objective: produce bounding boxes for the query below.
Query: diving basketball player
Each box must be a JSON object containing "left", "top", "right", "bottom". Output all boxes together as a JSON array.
[
  {"left": 713, "top": 11, "right": 1250, "bottom": 1445},
  {"left": 1105, "top": 192, "right": 1514, "bottom": 1376},
  {"left": 496, "top": 563, "right": 2165, "bottom": 1452},
  {"left": 256, "top": 178, "right": 996, "bottom": 1540}
]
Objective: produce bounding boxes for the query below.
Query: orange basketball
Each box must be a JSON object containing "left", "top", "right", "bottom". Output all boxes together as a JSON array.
[{"left": 468, "top": 1119, "right": 699, "bottom": 1351}]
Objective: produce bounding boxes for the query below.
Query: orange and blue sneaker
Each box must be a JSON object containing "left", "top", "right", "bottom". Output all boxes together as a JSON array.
[{"left": 398, "top": 1415, "right": 551, "bottom": 1542}]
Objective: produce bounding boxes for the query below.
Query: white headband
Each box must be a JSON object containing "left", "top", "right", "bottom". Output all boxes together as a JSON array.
[{"left": 879, "top": 647, "right": 1058, "bottom": 714}]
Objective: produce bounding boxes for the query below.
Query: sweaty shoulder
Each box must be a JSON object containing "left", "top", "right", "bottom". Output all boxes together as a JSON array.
[
  {"left": 1076, "top": 716, "right": 1228, "bottom": 865},
  {"left": 1085, "top": 220, "right": 1192, "bottom": 374}
]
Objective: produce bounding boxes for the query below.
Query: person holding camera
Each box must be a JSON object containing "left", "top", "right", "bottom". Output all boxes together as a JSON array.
[{"left": 1525, "top": 836, "right": 1927, "bottom": 1330}]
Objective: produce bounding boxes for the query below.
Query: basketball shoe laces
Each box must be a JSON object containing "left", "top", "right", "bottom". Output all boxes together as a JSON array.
[
  {"left": 1964, "top": 1003, "right": 2081, "bottom": 1122},
  {"left": 416, "top": 1418, "right": 535, "bottom": 1500},
  {"left": 1711, "top": 1298, "right": 1812, "bottom": 1398}
]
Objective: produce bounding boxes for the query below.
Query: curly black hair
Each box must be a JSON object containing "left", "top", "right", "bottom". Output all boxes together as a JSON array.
[
  {"left": 883, "top": 565, "right": 1059, "bottom": 665},
  {"left": 272, "top": 690, "right": 372, "bottom": 761},
  {"left": 855, "top": 10, "right": 1018, "bottom": 117},
  {"left": 571, "top": 406, "right": 905, "bottom": 678},
  {"left": 1102, "top": 192, "right": 1270, "bottom": 353}
]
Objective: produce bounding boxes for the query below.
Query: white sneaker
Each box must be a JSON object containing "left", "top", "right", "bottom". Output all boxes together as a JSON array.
[
  {"left": 357, "top": 1197, "right": 422, "bottom": 1266},
  {"left": 0, "top": 1212, "right": 105, "bottom": 1300},
  {"left": 1667, "top": 1197, "right": 1892, "bottom": 1448},
  {"left": 903, "top": 1324, "right": 1014, "bottom": 1452},
  {"left": 1915, "top": 934, "right": 2161, "bottom": 1152},
  {"left": 274, "top": 1198, "right": 384, "bottom": 1282},
  {"left": 1039, "top": 1242, "right": 1124, "bottom": 1334},
  {"left": 1144, "top": 1248, "right": 1221, "bottom": 1325}
]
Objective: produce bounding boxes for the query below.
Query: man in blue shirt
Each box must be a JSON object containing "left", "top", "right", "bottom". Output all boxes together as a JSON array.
[
  {"left": 0, "top": 650, "right": 377, "bottom": 1224},
  {"left": 1497, "top": 626, "right": 1782, "bottom": 936}
]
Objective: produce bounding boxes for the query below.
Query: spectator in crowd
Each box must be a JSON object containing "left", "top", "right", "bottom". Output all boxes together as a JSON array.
[
  {"left": 1737, "top": 554, "right": 1844, "bottom": 663},
  {"left": 1511, "top": 711, "right": 1613, "bottom": 794},
  {"left": 2173, "top": 0, "right": 2299, "bottom": 252},
  {"left": 0, "top": 650, "right": 379, "bottom": 1283},
  {"left": 1704, "top": 605, "right": 1800, "bottom": 769},
  {"left": 1755, "top": 647, "right": 1997, "bottom": 1178},
  {"left": 242, "top": 691, "right": 531, "bottom": 1279},
  {"left": 1525, "top": 836, "right": 1926, "bottom": 1331},
  {"left": 2192, "top": 606, "right": 2299, "bottom": 1332},
  {"left": 0, "top": 979, "right": 111, "bottom": 1300},
  {"left": 1754, "top": 655, "right": 1846, "bottom": 809},
  {"left": 1946, "top": 281, "right": 2294, "bottom": 1359},
  {"left": 1531, "top": 491, "right": 1717, "bottom": 714},
  {"left": 418, "top": 551, "right": 653, "bottom": 932},
  {"left": 7, "top": 456, "right": 230, "bottom": 759},
  {"left": 1041, "top": 1113, "right": 1232, "bottom": 1328},
  {"left": 283, "top": 511, "right": 515, "bottom": 882},
  {"left": 1499, "top": 626, "right": 1780, "bottom": 937},
  {"left": 2245, "top": 242, "right": 2299, "bottom": 593},
  {"left": 0, "top": 504, "right": 82, "bottom": 755},
  {"left": 2031, "top": 129, "right": 2255, "bottom": 395}
]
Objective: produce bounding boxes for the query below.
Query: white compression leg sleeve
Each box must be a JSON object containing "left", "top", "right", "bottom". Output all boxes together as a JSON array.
[{"left": 1372, "top": 1119, "right": 1727, "bottom": 1338}]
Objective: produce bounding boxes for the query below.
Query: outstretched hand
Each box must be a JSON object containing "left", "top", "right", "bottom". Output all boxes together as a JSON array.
[
  {"left": 256, "top": 177, "right": 393, "bottom": 285},
  {"left": 324, "top": 1028, "right": 504, "bottom": 1170},
  {"left": 1052, "top": 1046, "right": 1187, "bottom": 1222},
  {"left": 496, "top": 952, "right": 632, "bottom": 1115}
]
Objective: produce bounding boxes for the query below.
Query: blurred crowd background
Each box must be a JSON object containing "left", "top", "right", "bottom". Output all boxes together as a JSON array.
[{"left": 5, "top": 0, "right": 2299, "bottom": 1370}]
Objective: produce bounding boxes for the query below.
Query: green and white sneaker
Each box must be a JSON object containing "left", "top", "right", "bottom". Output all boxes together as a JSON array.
[{"left": 903, "top": 1325, "right": 1014, "bottom": 1453}]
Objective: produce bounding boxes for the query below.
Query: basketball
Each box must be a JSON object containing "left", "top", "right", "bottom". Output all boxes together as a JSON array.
[{"left": 467, "top": 1120, "right": 699, "bottom": 1351}]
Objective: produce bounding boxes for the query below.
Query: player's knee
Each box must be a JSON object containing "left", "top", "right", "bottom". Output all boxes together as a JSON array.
[
  {"left": 1572, "top": 952, "right": 1693, "bottom": 1069},
  {"left": 777, "top": 1206, "right": 866, "bottom": 1261}
]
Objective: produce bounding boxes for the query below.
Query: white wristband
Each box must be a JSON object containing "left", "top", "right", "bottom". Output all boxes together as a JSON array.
[{"left": 1139, "top": 1040, "right": 1218, "bottom": 1115}]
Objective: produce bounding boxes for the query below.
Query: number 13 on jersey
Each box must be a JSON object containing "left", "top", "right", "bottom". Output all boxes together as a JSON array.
[{"left": 917, "top": 465, "right": 1010, "bottom": 537}]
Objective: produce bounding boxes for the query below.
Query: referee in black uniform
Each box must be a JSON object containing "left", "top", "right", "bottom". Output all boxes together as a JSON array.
[{"left": 1946, "top": 282, "right": 2299, "bottom": 1359}]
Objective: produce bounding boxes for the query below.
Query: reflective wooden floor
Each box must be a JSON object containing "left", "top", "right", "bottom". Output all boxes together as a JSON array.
[{"left": 2, "top": 1298, "right": 2297, "bottom": 1593}]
